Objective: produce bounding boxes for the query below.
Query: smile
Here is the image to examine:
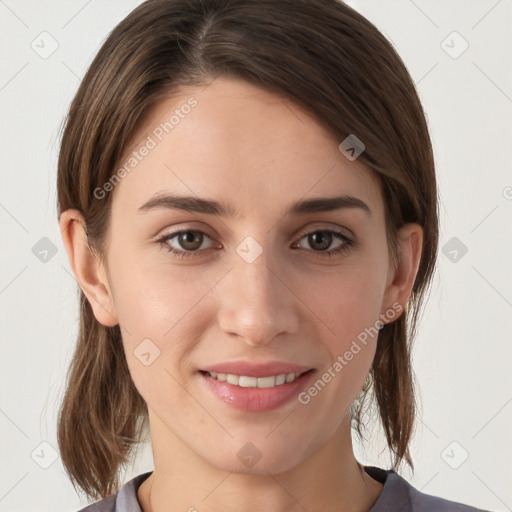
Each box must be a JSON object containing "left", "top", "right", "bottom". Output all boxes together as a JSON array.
[
  {"left": 199, "top": 367, "right": 315, "bottom": 412},
  {"left": 207, "top": 371, "right": 301, "bottom": 388}
]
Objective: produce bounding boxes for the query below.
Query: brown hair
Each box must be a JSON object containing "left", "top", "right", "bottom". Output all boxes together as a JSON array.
[{"left": 56, "top": 0, "right": 438, "bottom": 500}]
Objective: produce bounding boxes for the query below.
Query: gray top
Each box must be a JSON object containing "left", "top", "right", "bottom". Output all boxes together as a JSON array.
[{"left": 75, "top": 466, "right": 490, "bottom": 511}]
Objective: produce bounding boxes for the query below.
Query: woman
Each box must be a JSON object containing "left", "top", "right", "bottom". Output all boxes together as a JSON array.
[{"left": 56, "top": 0, "right": 488, "bottom": 510}]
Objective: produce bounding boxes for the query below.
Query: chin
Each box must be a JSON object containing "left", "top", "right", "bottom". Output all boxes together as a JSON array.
[{"left": 202, "top": 439, "right": 311, "bottom": 476}]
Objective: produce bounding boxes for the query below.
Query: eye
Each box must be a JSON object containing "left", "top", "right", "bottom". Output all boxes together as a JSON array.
[
  {"left": 293, "top": 229, "right": 354, "bottom": 257},
  {"left": 156, "top": 229, "right": 217, "bottom": 259}
]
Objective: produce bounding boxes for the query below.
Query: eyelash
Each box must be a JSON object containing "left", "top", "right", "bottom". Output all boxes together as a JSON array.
[{"left": 156, "top": 227, "right": 355, "bottom": 260}]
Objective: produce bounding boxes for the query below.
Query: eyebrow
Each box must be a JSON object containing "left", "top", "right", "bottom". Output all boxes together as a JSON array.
[{"left": 137, "top": 192, "right": 372, "bottom": 217}]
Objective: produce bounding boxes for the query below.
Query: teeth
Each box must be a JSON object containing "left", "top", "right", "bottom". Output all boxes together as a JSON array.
[
  {"left": 257, "top": 376, "right": 276, "bottom": 388},
  {"left": 239, "top": 376, "right": 258, "bottom": 387},
  {"left": 226, "top": 374, "right": 239, "bottom": 385},
  {"left": 208, "top": 372, "right": 301, "bottom": 388},
  {"left": 275, "top": 374, "right": 286, "bottom": 385}
]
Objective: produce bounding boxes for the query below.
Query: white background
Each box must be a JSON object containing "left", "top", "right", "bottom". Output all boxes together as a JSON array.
[{"left": 0, "top": 1, "right": 510, "bottom": 511}]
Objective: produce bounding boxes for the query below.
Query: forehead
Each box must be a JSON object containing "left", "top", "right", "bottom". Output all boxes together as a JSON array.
[{"left": 111, "top": 76, "right": 383, "bottom": 219}]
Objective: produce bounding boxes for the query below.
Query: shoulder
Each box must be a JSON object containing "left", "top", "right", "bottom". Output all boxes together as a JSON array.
[
  {"left": 74, "top": 471, "right": 153, "bottom": 512},
  {"left": 365, "top": 466, "right": 491, "bottom": 512}
]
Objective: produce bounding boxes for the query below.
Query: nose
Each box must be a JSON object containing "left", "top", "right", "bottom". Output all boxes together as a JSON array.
[{"left": 216, "top": 246, "right": 300, "bottom": 347}]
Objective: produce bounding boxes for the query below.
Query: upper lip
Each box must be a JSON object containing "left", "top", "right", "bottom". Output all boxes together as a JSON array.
[{"left": 200, "top": 361, "right": 313, "bottom": 378}]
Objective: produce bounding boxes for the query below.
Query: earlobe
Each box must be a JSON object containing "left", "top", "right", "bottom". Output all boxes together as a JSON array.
[
  {"left": 380, "top": 223, "right": 423, "bottom": 324},
  {"left": 59, "top": 209, "right": 119, "bottom": 327}
]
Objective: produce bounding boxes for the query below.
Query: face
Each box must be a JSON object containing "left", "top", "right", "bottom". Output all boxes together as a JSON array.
[{"left": 86, "top": 76, "right": 406, "bottom": 474}]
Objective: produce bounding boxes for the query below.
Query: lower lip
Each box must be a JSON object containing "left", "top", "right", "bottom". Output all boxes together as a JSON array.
[{"left": 199, "top": 371, "right": 314, "bottom": 412}]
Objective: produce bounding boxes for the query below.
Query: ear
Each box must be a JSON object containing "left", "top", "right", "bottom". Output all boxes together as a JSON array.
[
  {"left": 59, "top": 209, "right": 118, "bottom": 327},
  {"left": 380, "top": 223, "right": 423, "bottom": 324}
]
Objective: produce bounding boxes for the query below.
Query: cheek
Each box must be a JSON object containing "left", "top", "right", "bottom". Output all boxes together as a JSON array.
[
  {"left": 310, "top": 263, "right": 388, "bottom": 344},
  {"left": 302, "top": 257, "right": 387, "bottom": 402},
  {"left": 114, "top": 267, "right": 207, "bottom": 416},
  {"left": 108, "top": 256, "right": 218, "bottom": 384},
  {"left": 299, "top": 276, "right": 382, "bottom": 414},
  {"left": 108, "top": 248, "right": 212, "bottom": 334}
]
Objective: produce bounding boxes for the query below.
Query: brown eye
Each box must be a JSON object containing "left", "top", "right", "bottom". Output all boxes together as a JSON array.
[
  {"left": 295, "top": 229, "right": 350, "bottom": 253},
  {"left": 292, "top": 227, "right": 355, "bottom": 259},
  {"left": 306, "top": 231, "right": 333, "bottom": 251},
  {"left": 176, "top": 230, "right": 204, "bottom": 251},
  {"left": 157, "top": 228, "right": 216, "bottom": 259}
]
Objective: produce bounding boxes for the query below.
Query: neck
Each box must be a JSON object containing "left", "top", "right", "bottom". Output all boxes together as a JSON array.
[{"left": 138, "top": 412, "right": 383, "bottom": 512}]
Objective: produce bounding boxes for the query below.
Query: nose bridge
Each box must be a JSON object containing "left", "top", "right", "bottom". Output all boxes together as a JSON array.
[{"left": 217, "top": 237, "right": 298, "bottom": 345}]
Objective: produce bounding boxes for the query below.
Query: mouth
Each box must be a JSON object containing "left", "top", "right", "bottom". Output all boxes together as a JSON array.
[
  {"left": 201, "top": 370, "right": 307, "bottom": 388},
  {"left": 198, "top": 365, "right": 315, "bottom": 412}
]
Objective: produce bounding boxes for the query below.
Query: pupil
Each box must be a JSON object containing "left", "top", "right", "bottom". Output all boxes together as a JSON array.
[
  {"left": 311, "top": 231, "right": 331, "bottom": 250},
  {"left": 181, "top": 231, "right": 201, "bottom": 250}
]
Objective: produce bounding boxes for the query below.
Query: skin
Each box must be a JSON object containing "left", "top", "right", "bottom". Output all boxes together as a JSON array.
[{"left": 60, "top": 76, "right": 423, "bottom": 512}]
